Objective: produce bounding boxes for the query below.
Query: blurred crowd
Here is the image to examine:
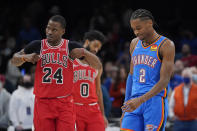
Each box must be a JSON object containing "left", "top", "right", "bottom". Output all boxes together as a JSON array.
[{"left": 0, "top": 1, "right": 197, "bottom": 131}]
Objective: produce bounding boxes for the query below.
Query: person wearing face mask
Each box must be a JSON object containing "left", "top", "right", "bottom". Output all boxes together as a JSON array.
[
  {"left": 180, "top": 44, "right": 197, "bottom": 67},
  {"left": 0, "top": 74, "right": 11, "bottom": 131},
  {"left": 170, "top": 60, "right": 184, "bottom": 90},
  {"left": 191, "top": 66, "right": 197, "bottom": 84},
  {"left": 169, "top": 68, "right": 197, "bottom": 131},
  {"left": 192, "top": 74, "right": 197, "bottom": 84},
  {"left": 8, "top": 74, "right": 34, "bottom": 131}
]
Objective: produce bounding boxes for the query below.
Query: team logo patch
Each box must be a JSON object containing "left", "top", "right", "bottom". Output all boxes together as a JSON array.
[
  {"left": 146, "top": 124, "right": 157, "bottom": 131},
  {"left": 150, "top": 44, "right": 157, "bottom": 51}
]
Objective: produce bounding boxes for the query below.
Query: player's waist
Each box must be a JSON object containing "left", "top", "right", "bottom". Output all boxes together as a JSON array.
[
  {"left": 132, "top": 82, "right": 157, "bottom": 86},
  {"left": 36, "top": 93, "right": 71, "bottom": 99},
  {"left": 74, "top": 102, "right": 98, "bottom": 106},
  {"left": 132, "top": 88, "right": 166, "bottom": 97}
]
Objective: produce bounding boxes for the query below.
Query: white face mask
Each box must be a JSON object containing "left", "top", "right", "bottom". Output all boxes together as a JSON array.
[{"left": 192, "top": 74, "right": 197, "bottom": 84}]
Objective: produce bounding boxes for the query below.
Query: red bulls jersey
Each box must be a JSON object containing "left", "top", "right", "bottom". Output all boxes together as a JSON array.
[
  {"left": 34, "top": 39, "right": 74, "bottom": 98},
  {"left": 73, "top": 59, "right": 98, "bottom": 104}
]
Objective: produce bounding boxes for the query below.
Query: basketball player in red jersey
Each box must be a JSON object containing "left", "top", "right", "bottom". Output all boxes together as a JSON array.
[
  {"left": 73, "top": 30, "right": 108, "bottom": 131},
  {"left": 11, "top": 15, "right": 102, "bottom": 131}
]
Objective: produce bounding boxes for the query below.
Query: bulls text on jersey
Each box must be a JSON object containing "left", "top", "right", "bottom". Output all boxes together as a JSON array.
[
  {"left": 41, "top": 53, "right": 68, "bottom": 68},
  {"left": 73, "top": 69, "right": 97, "bottom": 83}
]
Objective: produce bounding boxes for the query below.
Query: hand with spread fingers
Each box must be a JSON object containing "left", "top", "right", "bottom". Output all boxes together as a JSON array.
[{"left": 121, "top": 97, "right": 144, "bottom": 112}]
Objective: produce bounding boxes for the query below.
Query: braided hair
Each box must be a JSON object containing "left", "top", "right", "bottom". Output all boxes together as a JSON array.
[{"left": 130, "top": 9, "right": 158, "bottom": 28}]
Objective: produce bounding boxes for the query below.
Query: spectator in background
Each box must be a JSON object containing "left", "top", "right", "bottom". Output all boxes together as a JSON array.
[
  {"left": 30, "top": 65, "right": 36, "bottom": 83},
  {"left": 170, "top": 60, "right": 184, "bottom": 90},
  {"left": 16, "top": 17, "right": 41, "bottom": 49},
  {"left": 115, "top": 41, "right": 130, "bottom": 71},
  {"left": 174, "top": 59, "right": 184, "bottom": 75},
  {"left": 0, "top": 35, "right": 12, "bottom": 74},
  {"left": 103, "top": 61, "right": 113, "bottom": 92},
  {"left": 101, "top": 84, "right": 112, "bottom": 118},
  {"left": 89, "top": 8, "right": 106, "bottom": 33},
  {"left": 191, "top": 66, "right": 197, "bottom": 84},
  {"left": 179, "top": 29, "right": 197, "bottom": 55},
  {"left": 0, "top": 74, "right": 11, "bottom": 131},
  {"left": 109, "top": 66, "right": 126, "bottom": 117},
  {"left": 9, "top": 74, "right": 34, "bottom": 131},
  {"left": 0, "top": 29, "right": 16, "bottom": 60},
  {"left": 169, "top": 68, "right": 197, "bottom": 131},
  {"left": 5, "top": 59, "right": 21, "bottom": 93},
  {"left": 179, "top": 44, "right": 197, "bottom": 67}
]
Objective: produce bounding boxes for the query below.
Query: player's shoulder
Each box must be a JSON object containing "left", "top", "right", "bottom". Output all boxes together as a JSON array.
[
  {"left": 160, "top": 36, "right": 175, "bottom": 49},
  {"left": 68, "top": 40, "right": 81, "bottom": 45},
  {"left": 26, "top": 40, "right": 41, "bottom": 48},
  {"left": 130, "top": 37, "right": 140, "bottom": 47},
  {"left": 129, "top": 37, "right": 139, "bottom": 54},
  {"left": 160, "top": 35, "right": 173, "bottom": 43},
  {"left": 30, "top": 40, "right": 41, "bottom": 44},
  {"left": 24, "top": 40, "right": 41, "bottom": 54},
  {"left": 159, "top": 35, "right": 175, "bottom": 56},
  {"left": 130, "top": 37, "right": 139, "bottom": 45},
  {"left": 67, "top": 40, "right": 83, "bottom": 50}
]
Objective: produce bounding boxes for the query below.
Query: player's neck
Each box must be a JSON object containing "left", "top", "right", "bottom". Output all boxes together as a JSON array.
[
  {"left": 143, "top": 31, "right": 159, "bottom": 46},
  {"left": 47, "top": 39, "right": 62, "bottom": 46}
]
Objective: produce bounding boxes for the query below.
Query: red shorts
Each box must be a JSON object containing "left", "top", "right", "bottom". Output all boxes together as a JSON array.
[
  {"left": 75, "top": 103, "right": 105, "bottom": 131},
  {"left": 34, "top": 95, "right": 75, "bottom": 131}
]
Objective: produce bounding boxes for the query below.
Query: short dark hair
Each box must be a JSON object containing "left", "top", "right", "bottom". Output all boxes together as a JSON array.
[
  {"left": 83, "top": 30, "right": 105, "bottom": 44},
  {"left": 130, "top": 9, "right": 156, "bottom": 25},
  {"left": 49, "top": 15, "right": 66, "bottom": 28}
]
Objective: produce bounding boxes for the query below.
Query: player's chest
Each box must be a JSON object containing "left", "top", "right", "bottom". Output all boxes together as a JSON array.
[{"left": 40, "top": 50, "right": 69, "bottom": 68}]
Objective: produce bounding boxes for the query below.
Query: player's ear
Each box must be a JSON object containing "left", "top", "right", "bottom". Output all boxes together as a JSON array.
[
  {"left": 146, "top": 19, "right": 153, "bottom": 27},
  {"left": 62, "top": 29, "right": 65, "bottom": 35},
  {"left": 83, "top": 40, "right": 89, "bottom": 48}
]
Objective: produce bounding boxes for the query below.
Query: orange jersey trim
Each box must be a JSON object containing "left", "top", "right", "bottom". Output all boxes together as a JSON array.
[
  {"left": 141, "top": 36, "right": 161, "bottom": 49},
  {"left": 157, "top": 98, "right": 164, "bottom": 131},
  {"left": 163, "top": 88, "right": 167, "bottom": 98},
  {"left": 156, "top": 38, "right": 168, "bottom": 62},
  {"left": 120, "top": 128, "right": 134, "bottom": 131}
]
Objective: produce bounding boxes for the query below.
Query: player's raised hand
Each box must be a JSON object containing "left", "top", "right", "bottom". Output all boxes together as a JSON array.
[
  {"left": 23, "top": 53, "right": 40, "bottom": 64},
  {"left": 69, "top": 48, "right": 85, "bottom": 59},
  {"left": 121, "top": 97, "right": 143, "bottom": 112}
]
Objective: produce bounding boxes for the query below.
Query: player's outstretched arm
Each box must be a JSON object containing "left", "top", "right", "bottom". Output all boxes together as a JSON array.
[
  {"left": 140, "top": 39, "right": 175, "bottom": 102},
  {"left": 70, "top": 48, "right": 102, "bottom": 69},
  {"left": 11, "top": 49, "right": 40, "bottom": 67}
]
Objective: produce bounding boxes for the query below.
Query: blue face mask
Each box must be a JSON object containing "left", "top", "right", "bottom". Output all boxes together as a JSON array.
[
  {"left": 192, "top": 74, "right": 197, "bottom": 84},
  {"left": 183, "top": 77, "right": 191, "bottom": 85}
]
